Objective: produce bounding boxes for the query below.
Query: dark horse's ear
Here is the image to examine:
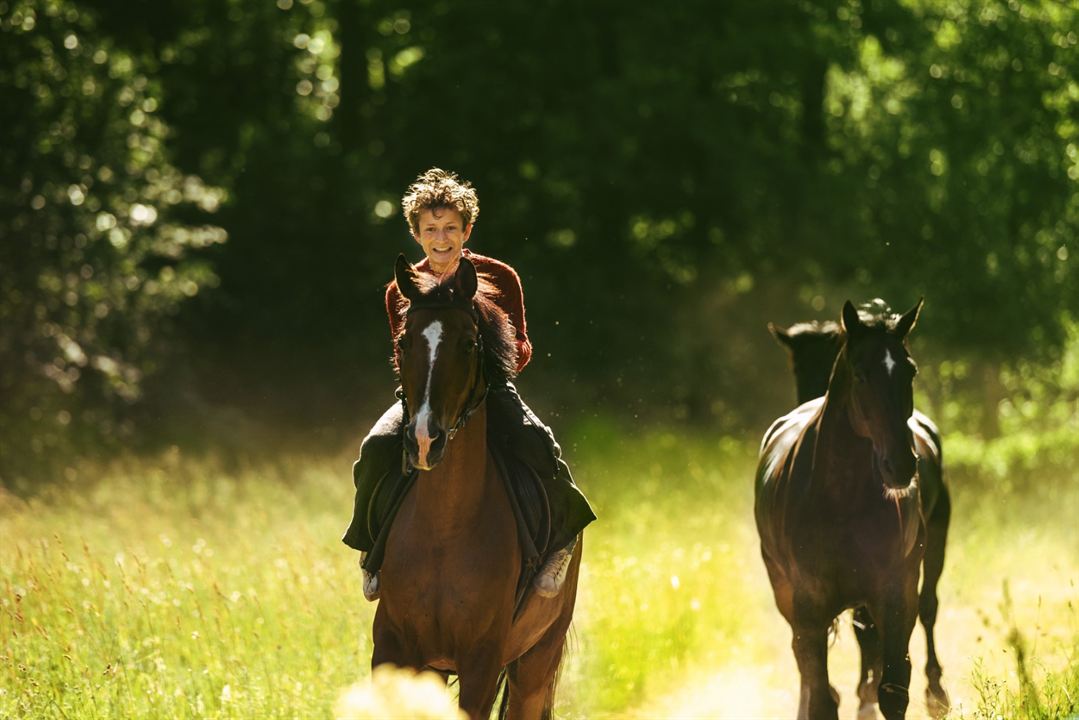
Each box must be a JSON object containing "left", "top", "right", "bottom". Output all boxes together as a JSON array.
[
  {"left": 841, "top": 300, "right": 864, "bottom": 338},
  {"left": 394, "top": 254, "right": 421, "bottom": 302},
  {"left": 454, "top": 258, "right": 478, "bottom": 301},
  {"left": 894, "top": 297, "right": 924, "bottom": 340},
  {"left": 768, "top": 322, "right": 794, "bottom": 350}
]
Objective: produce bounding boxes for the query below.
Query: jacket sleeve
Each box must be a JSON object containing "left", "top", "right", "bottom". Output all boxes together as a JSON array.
[{"left": 496, "top": 265, "right": 532, "bottom": 374}]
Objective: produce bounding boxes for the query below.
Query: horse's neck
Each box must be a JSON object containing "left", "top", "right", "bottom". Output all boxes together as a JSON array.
[
  {"left": 412, "top": 402, "right": 494, "bottom": 532},
  {"left": 811, "top": 368, "right": 872, "bottom": 496}
]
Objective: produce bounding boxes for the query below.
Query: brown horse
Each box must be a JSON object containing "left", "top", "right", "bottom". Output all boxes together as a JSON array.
[
  {"left": 370, "top": 255, "right": 581, "bottom": 720},
  {"left": 756, "top": 300, "right": 929, "bottom": 720},
  {"left": 768, "top": 317, "right": 950, "bottom": 717}
]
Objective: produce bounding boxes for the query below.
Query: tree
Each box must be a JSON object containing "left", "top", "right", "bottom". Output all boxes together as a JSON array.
[{"left": 0, "top": 0, "right": 225, "bottom": 482}]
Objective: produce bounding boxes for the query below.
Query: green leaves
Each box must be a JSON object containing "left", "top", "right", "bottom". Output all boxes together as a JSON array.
[{"left": 0, "top": 0, "right": 226, "bottom": 481}]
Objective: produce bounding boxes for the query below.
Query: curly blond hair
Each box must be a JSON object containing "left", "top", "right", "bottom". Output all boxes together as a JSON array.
[{"left": 400, "top": 168, "right": 480, "bottom": 233}]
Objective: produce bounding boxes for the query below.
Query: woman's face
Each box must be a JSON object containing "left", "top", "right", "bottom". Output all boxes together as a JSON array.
[{"left": 413, "top": 207, "right": 472, "bottom": 273}]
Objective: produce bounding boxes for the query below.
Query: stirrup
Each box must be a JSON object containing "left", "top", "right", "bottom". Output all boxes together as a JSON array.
[
  {"left": 360, "top": 553, "right": 380, "bottom": 602},
  {"left": 533, "top": 537, "right": 577, "bottom": 598}
]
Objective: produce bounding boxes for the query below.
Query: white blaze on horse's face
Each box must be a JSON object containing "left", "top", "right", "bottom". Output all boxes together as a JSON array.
[
  {"left": 413, "top": 320, "right": 443, "bottom": 469},
  {"left": 883, "top": 349, "right": 896, "bottom": 377}
]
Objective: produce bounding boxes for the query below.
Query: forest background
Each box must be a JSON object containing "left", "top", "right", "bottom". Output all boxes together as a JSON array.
[{"left": 2, "top": 0, "right": 1078, "bottom": 717}]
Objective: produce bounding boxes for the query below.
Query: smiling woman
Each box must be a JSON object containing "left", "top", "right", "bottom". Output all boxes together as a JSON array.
[{"left": 342, "top": 168, "right": 594, "bottom": 614}]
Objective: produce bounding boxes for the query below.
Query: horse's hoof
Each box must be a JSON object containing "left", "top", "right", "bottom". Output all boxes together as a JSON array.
[
  {"left": 362, "top": 568, "right": 381, "bottom": 602},
  {"left": 857, "top": 702, "right": 880, "bottom": 720},
  {"left": 926, "top": 685, "right": 950, "bottom": 718}
]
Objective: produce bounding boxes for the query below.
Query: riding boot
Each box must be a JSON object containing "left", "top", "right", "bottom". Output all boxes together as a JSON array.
[
  {"left": 360, "top": 552, "right": 380, "bottom": 601},
  {"left": 534, "top": 534, "right": 578, "bottom": 597}
]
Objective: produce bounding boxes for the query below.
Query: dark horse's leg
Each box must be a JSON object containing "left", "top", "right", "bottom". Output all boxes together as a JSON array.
[
  {"left": 853, "top": 606, "right": 883, "bottom": 717},
  {"left": 920, "top": 486, "right": 951, "bottom": 717},
  {"left": 873, "top": 575, "right": 919, "bottom": 720},
  {"left": 791, "top": 599, "right": 839, "bottom": 720}
]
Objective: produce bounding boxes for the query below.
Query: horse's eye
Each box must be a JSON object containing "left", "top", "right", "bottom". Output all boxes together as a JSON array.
[
  {"left": 397, "top": 334, "right": 411, "bottom": 350},
  {"left": 853, "top": 369, "right": 867, "bottom": 383},
  {"left": 463, "top": 338, "right": 476, "bottom": 353}
]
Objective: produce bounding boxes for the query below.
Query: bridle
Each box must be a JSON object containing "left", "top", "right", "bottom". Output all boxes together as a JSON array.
[{"left": 400, "top": 302, "right": 489, "bottom": 442}]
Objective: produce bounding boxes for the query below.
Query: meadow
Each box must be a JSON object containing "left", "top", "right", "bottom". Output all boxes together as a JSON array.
[{"left": 2, "top": 419, "right": 1077, "bottom": 719}]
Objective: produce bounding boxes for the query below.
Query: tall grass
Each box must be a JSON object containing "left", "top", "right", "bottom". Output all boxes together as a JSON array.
[
  {"left": 0, "top": 452, "right": 371, "bottom": 718},
  {"left": 2, "top": 422, "right": 1078, "bottom": 718}
]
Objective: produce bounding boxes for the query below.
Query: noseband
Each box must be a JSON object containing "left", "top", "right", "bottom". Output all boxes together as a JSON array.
[{"left": 401, "top": 302, "right": 488, "bottom": 441}]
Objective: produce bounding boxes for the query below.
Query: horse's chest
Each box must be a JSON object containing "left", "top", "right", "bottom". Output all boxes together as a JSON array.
[
  {"left": 379, "top": 518, "right": 520, "bottom": 657},
  {"left": 787, "top": 505, "right": 917, "bottom": 576}
]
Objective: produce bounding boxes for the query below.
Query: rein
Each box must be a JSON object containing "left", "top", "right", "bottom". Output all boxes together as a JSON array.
[{"left": 402, "top": 302, "right": 488, "bottom": 441}]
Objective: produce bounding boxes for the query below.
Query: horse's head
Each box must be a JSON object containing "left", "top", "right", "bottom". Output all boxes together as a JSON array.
[
  {"left": 836, "top": 298, "right": 924, "bottom": 491},
  {"left": 393, "top": 255, "right": 485, "bottom": 470},
  {"left": 392, "top": 255, "right": 517, "bottom": 471},
  {"left": 769, "top": 321, "right": 843, "bottom": 404}
]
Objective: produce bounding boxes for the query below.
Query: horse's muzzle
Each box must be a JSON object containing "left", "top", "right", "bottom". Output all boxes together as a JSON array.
[
  {"left": 874, "top": 448, "right": 918, "bottom": 490},
  {"left": 404, "top": 419, "right": 448, "bottom": 470}
]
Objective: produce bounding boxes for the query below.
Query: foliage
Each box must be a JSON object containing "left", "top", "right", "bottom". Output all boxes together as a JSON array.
[
  {"left": 918, "top": 318, "right": 1079, "bottom": 484},
  {"left": 0, "top": 0, "right": 225, "bottom": 482},
  {"left": 3, "top": 0, "right": 1079, "bottom": 467}
]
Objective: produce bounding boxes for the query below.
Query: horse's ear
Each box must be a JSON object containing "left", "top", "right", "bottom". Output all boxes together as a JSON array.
[
  {"left": 841, "top": 300, "right": 864, "bottom": 338},
  {"left": 894, "top": 297, "right": 924, "bottom": 340},
  {"left": 768, "top": 323, "right": 794, "bottom": 350},
  {"left": 455, "top": 258, "right": 478, "bottom": 300},
  {"left": 394, "top": 254, "right": 421, "bottom": 302}
]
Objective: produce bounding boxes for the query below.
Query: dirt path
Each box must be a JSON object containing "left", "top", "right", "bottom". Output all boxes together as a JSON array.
[
  {"left": 628, "top": 529, "right": 1077, "bottom": 719},
  {"left": 630, "top": 608, "right": 975, "bottom": 719}
]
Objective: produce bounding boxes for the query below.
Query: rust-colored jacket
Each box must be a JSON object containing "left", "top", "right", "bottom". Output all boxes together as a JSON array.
[{"left": 385, "top": 249, "right": 533, "bottom": 373}]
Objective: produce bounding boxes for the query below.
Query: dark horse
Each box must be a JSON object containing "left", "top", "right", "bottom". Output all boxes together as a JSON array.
[
  {"left": 756, "top": 300, "right": 939, "bottom": 720},
  {"left": 768, "top": 315, "right": 951, "bottom": 717},
  {"left": 371, "top": 256, "right": 581, "bottom": 720}
]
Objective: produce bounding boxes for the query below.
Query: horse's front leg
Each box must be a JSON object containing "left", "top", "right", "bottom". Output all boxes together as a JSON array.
[
  {"left": 457, "top": 646, "right": 505, "bottom": 720},
  {"left": 873, "top": 575, "right": 919, "bottom": 720},
  {"left": 791, "top": 601, "right": 839, "bottom": 720},
  {"left": 853, "top": 605, "right": 883, "bottom": 718},
  {"left": 370, "top": 605, "right": 419, "bottom": 670}
]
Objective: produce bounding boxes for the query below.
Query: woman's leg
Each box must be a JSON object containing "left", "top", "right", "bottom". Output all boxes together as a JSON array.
[
  {"left": 341, "top": 401, "right": 405, "bottom": 553},
  {"left": 487, "top": 383, "right": 596, "bottom": 590}
]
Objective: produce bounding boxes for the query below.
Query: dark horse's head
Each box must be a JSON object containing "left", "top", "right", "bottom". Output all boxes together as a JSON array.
[
  {"left": 835, "top": 298, "right": 923, "bottom": 492},
  {"left": 769, "top": 320, "right": 843, "bottom": 404},
  {"left": 392, "top": 255, "right": 517, "bottom": 470}
]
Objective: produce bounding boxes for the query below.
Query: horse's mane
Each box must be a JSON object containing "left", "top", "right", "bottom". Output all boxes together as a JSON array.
[
  {"left": 393, "top": 271, "right": 518, "bottom": 384},
  {"left": 785, "top": 320, "right": 841, "bottom": 340},
  {"left": 855, "top": 298, "right": 903, "bottom": 332}
]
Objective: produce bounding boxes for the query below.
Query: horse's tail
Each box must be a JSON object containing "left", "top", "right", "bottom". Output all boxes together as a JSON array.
[{"left": 542, "top": 624, "right": 573, "bottom": 719}]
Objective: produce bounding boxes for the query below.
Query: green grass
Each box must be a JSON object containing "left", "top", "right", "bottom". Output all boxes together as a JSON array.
[{"left": 2, "top": 423, "right": 1078, "bottom": 718}]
